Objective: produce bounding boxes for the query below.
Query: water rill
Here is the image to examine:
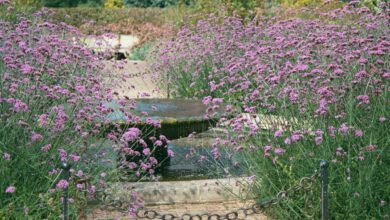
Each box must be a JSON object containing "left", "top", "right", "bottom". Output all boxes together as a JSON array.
[{"left": 105, "top": 98, "right": 226, "bottom": 175}]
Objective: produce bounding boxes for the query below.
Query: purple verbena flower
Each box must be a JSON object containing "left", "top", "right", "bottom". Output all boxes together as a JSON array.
[
  {"left": 274, "top": 147, "right": 286, "bottom": 155},
  {"left": 56, "top": 180, "right": 69, "bottom": 189},
  {"left": 122, "top": 128, "right": 141, "bottom": 142},
  {"left": 5, "top": 186, "right": 16, "bottom": 193}
]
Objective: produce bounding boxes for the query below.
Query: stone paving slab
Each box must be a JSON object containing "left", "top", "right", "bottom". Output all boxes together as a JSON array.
[
  {"left": 85, "top": 200, "right": 268, "bottom": 220},
  {"left": 83, "top": 35, "right": 140, "bottom": 53},
  {"left": 104, "top": 178, "right": 254, "bottom": 206},
  {"left": 104, "top": 61, "right": 167, "bottom": 99}
]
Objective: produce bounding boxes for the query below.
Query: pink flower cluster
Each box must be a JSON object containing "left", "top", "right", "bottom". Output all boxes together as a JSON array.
[
  {"left": 153, "top": 2, "right": 389, "bottom": 159},
  {"left": 151, "top": 3, "right": 389, "bottom": 218},
  {"left": 0, "top": 5, "right": 165, "bottom": 216}
]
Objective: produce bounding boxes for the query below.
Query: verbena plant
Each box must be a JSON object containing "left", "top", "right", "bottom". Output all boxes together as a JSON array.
[
  {"left": 152, "top": 2, "right": 390, "bottom": 218},
  {"left": 0, "top": 2, "right": 170, "bottom": 218}
]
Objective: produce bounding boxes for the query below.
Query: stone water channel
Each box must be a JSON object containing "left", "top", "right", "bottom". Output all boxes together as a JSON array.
[
  {"left": 82, "top": 61, "right": 267, "bottom": 219},
  {"left": 104, "top": 98, "right": 245, "bottom": 180}
]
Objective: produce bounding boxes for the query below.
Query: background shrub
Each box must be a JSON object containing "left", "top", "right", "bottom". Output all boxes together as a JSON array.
[
  {"left": 129, "top": 42, "right": 154, "bottom": 60},
  {"left": 193, "top": 0, "right": 264, "bottom": 17},
  {"left": 124, "top": 0, "right": 190, "bottom": 8},
  {"left": 12, "top": 0, "right": 42, "bottom": 6},
  {"left": 12, "top": 0, "right": 103, "bottom": 8},
  {"left": 361, "top": 0, "right": 387, "bottom": 12},
  {"left": 41, "top": 0, "right": 81, "bottom": 7},
  {"left": 279, "top": 0, "right": 324, "bottom": 8},
  {"left": 77, "top": 0, "right": 104, "bottom": 7},
  {"left": 104, "top": 0, "right": 125, "bottom": 8},
  {"left": 50, "top": 7, "right": 179, "bottom": 45}
]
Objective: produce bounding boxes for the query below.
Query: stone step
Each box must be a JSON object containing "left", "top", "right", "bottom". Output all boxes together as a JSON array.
[
  {"left": 82, "top": 35, "right": 140, "bottom": 53},
  {"left": 100, "top": 177, "right": 255, "bottom": 206},
  {"left": 103, "top": 61, "right": 166, "bottom": 99}
]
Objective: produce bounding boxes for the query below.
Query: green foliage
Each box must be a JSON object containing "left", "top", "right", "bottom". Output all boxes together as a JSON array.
[
  {"left": 180, "top": 0, "right": 264, "bottom": 25},
  {"left": 41, "top": 0, "right": 81, "bottom": 7},
  {"left": 51, "top": 7, "right": 179, "bottom": 29},
  {"left": 0, "top": 1, "right": 41, "bottom": 22},
  {"left": 195, "top": 0, "right": 264, "bottom": 15},
  {"left": 104, "top": 0, "right": 125, "bottom": 8},
  {"left": 50, "top": 7, "right": 178, "bottom": 43},
  {"left": 278, "top": 0, "right": 324, "bottom": 8},
  {"left": 12, "top": 0, "right": 42, "bottom": 6},
  {"left": 361, "top": 0, "right": 386, "bottom": 12},
  {"left": 124, "top": 0, "right": 190, "bottom": 8},
  {"left": 11, "top": 0, "right": 102, "bottom": 8},
  {"left": 129, "top": 42, "right": 154, "bottom": 60},
  {"left": 77, "top": 0, "right": 104, "bottom": 7}
]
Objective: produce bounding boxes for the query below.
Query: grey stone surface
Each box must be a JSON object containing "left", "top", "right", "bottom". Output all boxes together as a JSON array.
[
  {"left": 82, "top": 35, "right": 139, "bottom": 53},
  {"left": 104, "top": 98, "right": 222, "bottom": 124},
  {"left": 104, "top": 177, "right": 255, "bottom": 206},
  {"left": 103, "top": 61, "right": 166, "bottom": 99},
  {"left": 81, "top": 139, "right": 118, "bottom": 171}
]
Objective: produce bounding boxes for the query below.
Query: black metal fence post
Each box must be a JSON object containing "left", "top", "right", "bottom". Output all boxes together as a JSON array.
[
  {"left": 167, "top": 72, "right": 170, "bottom": 99},
  {"left": 61, "top": 162, "right": 71, "bottom": 220},
  {"left": 320, "top": 160, "right": 329, "bottom": 220}
]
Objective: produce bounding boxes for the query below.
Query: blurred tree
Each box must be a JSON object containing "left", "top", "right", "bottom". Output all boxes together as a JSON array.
[
  {"left": 41, "top": 0, "right": 81, "bottom": 7},
  {"left": 124, "top": 0, "right": 190, "bottom": 7},
  {"left": 104, "top": 0, "right": 125, "bottom": 8},
  {"left": 193, "top": 0, "right": 263, "bottom": 19},
  {"left": 13, "top": 0, "right": 42, "bottom": 6},
  {"left": 78, "top": 0, "right": 104, "bottom": 7},
  {"left": 361, "top": 0, "right": 384, "bottom": 12}
]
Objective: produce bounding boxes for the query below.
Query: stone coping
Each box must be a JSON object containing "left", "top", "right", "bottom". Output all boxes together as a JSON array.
[
  {"left": 105, "top": 98, "right": 224, "bottom": 125},
  {"left": 94, "top": 177, "right": 255, "bottom": 206},
  {"left": 81, "top": 34, "right": 140, "bottom": 53}
]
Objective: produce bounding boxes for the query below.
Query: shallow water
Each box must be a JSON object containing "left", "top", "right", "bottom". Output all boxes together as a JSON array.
[
  {"left": 84, "top": 133, "right": 246, "bottom": 182},
  {"left": 159, "top": 142, "right": 245, "bottom": 181},
  {"left": 105, "top": 98, "right": 223, "bottom": 122}
]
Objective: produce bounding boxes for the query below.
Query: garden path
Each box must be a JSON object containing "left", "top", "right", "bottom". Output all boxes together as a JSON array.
[{"left": 104, "top": 60, "right": 167, "bottom": 99}]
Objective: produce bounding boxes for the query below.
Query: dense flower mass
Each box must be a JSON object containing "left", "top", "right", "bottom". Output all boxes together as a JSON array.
[
  {"left": 152, "top": 2, "right": 389, "bottom": 219},
  {"left": 154, "top": 4, "right": 389, "bottom": 114},
  {"left": 0, "top": 3, "right": 164, "bottom": 218}
]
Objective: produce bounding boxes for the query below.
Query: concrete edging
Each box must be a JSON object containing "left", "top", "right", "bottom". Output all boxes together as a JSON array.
[{"left": 105, "top": 177, "right": 255, "bottom": 205}]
